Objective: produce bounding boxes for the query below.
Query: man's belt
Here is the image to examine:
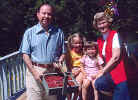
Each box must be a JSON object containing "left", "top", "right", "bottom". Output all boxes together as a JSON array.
[{"left": 32, "top": 62, "right": 52, "bottom": 68}]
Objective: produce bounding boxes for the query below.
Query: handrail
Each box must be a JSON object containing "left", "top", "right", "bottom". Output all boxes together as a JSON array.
[
  {"left": 0, "top": 51, "right": 20, "bottom": 61},
  {"left": 0, "top": 51, "right": 26, "bottom": 100}
]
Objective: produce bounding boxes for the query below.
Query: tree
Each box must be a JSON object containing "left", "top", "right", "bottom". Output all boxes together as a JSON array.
[
  {"left": 0, "top": 0, "right": 39, "bottom": 56},
  {"left": 0, "top": 0, "right": 138, "bottom": 56}
]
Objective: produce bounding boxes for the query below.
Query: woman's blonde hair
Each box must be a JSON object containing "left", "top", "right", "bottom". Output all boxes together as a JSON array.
[{"left": 93, "top": 12, "right": 113, "bottom": 29}]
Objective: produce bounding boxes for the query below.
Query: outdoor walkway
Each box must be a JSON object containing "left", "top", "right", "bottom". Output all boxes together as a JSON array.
[{"left": 17, "top": 92, "right": 27, "bottom": 100}]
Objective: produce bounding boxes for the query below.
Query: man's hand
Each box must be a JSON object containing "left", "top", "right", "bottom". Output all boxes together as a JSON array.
[
  {"left": 32, "top": 69, "right": 43, "bottom": 83},
  {"left": 59, "top": 54, "right": 65, "bottom": 63},
  {"left": 53, "top": 62, "right": 64, "bottom": 73},
  {"left": 23, "top": 54, "right": 43, "bottom": 82},
  {"left": 53, "top": 62, "right": 60, "bottom": 68}
]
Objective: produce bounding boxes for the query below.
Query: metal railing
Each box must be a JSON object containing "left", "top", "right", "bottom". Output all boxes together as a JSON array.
[{"left": 0, "top": 51, "right": 26, "bottom": 100}]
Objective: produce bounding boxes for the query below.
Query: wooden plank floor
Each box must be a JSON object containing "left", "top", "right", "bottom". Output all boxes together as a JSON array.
[
  {"left": 16, "top": 92, "right": 73, "bottom": 100},
  {"left": 17, "top": 92, "right": 27, "bottom": 100}
]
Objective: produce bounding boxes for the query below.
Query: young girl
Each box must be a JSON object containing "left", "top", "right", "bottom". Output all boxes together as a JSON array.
[
  {"left": 66, "top": 33, "right": 86, "bottom": 100},
  {"left": 80, "top": 41, "right": 104, "bottom": 100}
]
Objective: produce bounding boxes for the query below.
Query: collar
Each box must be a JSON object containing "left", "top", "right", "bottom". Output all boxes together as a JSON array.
[
  {"left": 102, "top": 32, "right": 109, "bottom": 40},
  {"left": 35, "top": 23, "right": 54, "bottom": 34}
]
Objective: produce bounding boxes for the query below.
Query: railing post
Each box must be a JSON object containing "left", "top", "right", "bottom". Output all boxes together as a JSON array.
[
  {"left": 2, "top": 61, "right": 9, "bottom": 100},
  {"left": 0, "top": 62, "right": 4, "bottom": 100},
  {"left": 0, "top": 51, "right": 26, "bottom": 100}
]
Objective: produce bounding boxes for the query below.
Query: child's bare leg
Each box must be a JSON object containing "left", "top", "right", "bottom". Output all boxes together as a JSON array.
[
  {"left": 92, "top": 80, "right": 98, "bottom": 100},
  {"left": 66, "top": 93, "right": 72, "bottom": 100},
  {"left": 73, "top": 72, "right": 83, "bottom": 100},
  {"left": 73, "top": 91, "right": 78, "bottom": 100},
  {"left": 100, "top": 90, "right": 112, "bottom": 96},
  {"left": 82, "top": 79, "right": 90, "bottom": 100}
]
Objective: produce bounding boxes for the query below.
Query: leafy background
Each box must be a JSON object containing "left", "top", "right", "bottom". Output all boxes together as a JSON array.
[{"left": 0, "top": 0, "right": 138, "bottom": 56}]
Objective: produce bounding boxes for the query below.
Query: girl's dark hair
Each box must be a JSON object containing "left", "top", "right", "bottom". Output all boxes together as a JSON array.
[
  {"left": 37, "top": 3, "right": 55, "bottom": 13},
  {"left": 85, "top": 41, "right": 98, "bottom": 57}
]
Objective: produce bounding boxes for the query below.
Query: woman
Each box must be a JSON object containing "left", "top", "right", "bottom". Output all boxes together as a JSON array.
[{"left": 93, "top": 12, "right": 131, "bottom": 100}]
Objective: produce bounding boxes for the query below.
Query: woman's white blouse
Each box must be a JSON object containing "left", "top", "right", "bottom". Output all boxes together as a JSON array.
[{"left": 102, "top": 32, "right": 121, "bottom": 56}]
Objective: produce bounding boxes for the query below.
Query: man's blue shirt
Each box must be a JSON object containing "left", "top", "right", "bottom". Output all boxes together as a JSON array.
[{"left": 19, "top": 23, "right": 66, "bottom": 64}]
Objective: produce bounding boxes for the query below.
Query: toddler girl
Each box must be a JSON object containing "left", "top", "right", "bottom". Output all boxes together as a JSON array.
[{"left": 80, "top": 41, "right": 104, "bottom": 100}]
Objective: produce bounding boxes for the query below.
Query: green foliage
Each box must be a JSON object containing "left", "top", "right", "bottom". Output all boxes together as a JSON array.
[
  {"left": 0, "top": 0, "right": 138, "bottom": 56},
  {"left": 50, "top": 0, "right": 100, "bottom": 40}
]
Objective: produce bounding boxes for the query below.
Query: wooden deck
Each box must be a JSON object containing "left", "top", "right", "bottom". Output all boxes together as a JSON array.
[{"left": 17, "top": 92, "right": 27, "bottom": 100}]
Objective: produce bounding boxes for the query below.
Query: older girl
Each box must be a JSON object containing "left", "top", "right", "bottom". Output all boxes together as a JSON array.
[{"left": 66, "top": 33, "right": 86, "bottom": 100}]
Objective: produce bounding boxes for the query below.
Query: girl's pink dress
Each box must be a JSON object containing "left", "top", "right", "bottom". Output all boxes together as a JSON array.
[{"left": 80, "top": 55, "right": 104, "bottom": 80}]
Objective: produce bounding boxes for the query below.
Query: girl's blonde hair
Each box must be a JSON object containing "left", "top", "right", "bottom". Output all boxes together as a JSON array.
[
  {"left": 93, "top": 12, "right": 113, "bottom": 29},
  {"left": 67, "top": 32, "right": 86, "bottom": 50},
  {"left": 66, "top": 33, "right": 86, "bottom": 71}
]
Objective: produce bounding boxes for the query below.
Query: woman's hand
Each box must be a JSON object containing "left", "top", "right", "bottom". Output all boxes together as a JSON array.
[
  {"left": 99, "top": 48, "right": 121, "bottom": 75},
  {"left": 96, "top": 70, "right": 104, "bottom": 79}
]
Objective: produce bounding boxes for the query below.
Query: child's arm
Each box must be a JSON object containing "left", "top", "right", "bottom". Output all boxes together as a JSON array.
[
  {"left": 80, "top": 55, "right": 86, "bottom": 72},
  {"left": 97, "top": 55, "right": 105, "bottom": 70},
  {"left": 96, "top": 57, "right": 105, "bottom": 78},
  {"left": 80, "top": 63, "right": 85, "bottom": 74},
  {"left": 80, "top": 62, "right": 87, "bottom": 79},
  {"left": 96, "top": 64, "right": 104, "bottom": 77}
]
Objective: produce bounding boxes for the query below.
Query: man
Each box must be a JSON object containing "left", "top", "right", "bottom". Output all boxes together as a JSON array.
[{"left": 19, "top": 3, "right": 66, "bottom": 100}]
